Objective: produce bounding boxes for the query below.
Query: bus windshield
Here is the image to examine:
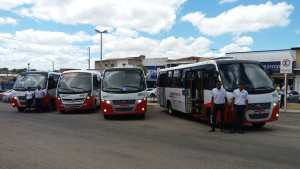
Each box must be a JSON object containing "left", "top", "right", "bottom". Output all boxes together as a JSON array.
[
  {"left": 57, "top": 72, "right": 92, "bottom": 94},
  {"left": 13, "top": 73, "right": 47, "bottom": 91},
  {"left": 102, "top": 69, "right": 146, "bottom": 93},
  {"left": 218, "top": 63, "right": 275, "bottom": 93}
]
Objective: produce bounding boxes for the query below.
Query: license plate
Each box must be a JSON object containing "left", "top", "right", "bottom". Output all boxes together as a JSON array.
[
  {"left": 254, "top": 110, "right": 265, "bottom": 114},
  {"left": 120, "top": 105, "right": 129, "bottom": 108}
]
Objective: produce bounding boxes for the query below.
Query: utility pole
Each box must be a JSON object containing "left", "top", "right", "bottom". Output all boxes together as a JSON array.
[
  {"left": 211, "top": 49, "right": 217, "bottom": 58},
  {"left": 27, "top": 63, "right": 30, "bottom": 71},
  {"left": 88, "top": 47, "right": 90, "bottom": 70},
  {"left": 52, "top": 61, "right": 54, "bottom": 71}
]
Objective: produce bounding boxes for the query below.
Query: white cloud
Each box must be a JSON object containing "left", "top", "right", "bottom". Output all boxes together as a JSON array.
[
  {"left": 219, "top": 0, "right": 238, "bottom": 4},
  {"left": 12, "top": 0, "right": 187, "bottom": 34},
  {"left": 296, "top": 29, "right": 300, "bottom": 34},
  {"left": 181, "top": 1, "right": 293, "bottom": 36},
  {"left": 0, "top": 28, "right": 213, "bottom": 70},
  {"left": 0, "top": 17, "right": 18, "bottom": 25},
  {"left": 220, "top": 44, "right": 250, "bottom": 54},
  {"left": 235, "top": 36, "right": 253, "bottom": 46},
  {"left": 0, "top": 0, "right": 33, "bottom": 10}
]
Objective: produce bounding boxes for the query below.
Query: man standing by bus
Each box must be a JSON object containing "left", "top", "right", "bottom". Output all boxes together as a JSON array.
[
  {"left": 25, "top": 87, "right": 34, "bottom": 112},
  {"left": 210, "top": 81, "right": 228, "bottom": 132},
  {"left": 230, "top": 82, "right": 248, "bottom": 134},
  {"left": 35, "top": 85, "right": 45, "bottom": 112}
]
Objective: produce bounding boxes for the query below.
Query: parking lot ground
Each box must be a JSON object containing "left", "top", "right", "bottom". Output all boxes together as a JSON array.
[{"left": 0, "top": 101, "right": 300, "bottom": 169}]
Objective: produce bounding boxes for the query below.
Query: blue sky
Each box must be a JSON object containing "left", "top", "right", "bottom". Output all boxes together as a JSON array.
[{"left": 0, "top": 0, "right": 299, "bottom": 71}]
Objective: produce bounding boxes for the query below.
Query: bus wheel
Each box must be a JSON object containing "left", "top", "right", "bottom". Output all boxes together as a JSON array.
[
  {"left": 168, "top": 103, "right": 175, "bottom": 116},
  {"left": 206, "top": 109, "right": 213, "bottom": 125},
  {"left": 51, "top": 100, "right": 56, "bottom": 110},
  {"left": 17, "top": 108, "right": 25, "bottom": 112},
  {"left": 60, "top": 110, "right": 66, "bottom": 114},
  {"left": 251, "top": 122, "right": 266, "bottom": 128}
]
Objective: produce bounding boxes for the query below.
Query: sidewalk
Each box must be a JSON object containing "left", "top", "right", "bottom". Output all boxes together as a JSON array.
[{"left": 280, "top": 103, "right": 300, "bottom": 114}]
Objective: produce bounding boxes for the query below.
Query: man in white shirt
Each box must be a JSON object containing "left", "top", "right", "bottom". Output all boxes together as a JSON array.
[
  {"left": 25, "top": 87, "right": 34, "bottom": 112},
  {"left": 210, "top": 81, "right": 228, "bottom": 132},
  {"left": 230, "top": 82, "right": 248, "bottom": 134},
  {"left": 35, "top": 85, "right": 45, "bottom": 112},
  {"left": 280, "top": 83, "right": 285, "bottom": 108}
]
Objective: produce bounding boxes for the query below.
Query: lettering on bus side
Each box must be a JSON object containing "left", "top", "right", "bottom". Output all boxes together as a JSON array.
[{"left": 169, "top": 92, "right": 181, "bottom": 98}]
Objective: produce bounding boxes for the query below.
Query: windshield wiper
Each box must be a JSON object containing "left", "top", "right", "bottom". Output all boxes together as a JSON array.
[
  {"left": 122, "top": 86, "right": 140, "bottom": 90},
  {"left": 255, "top": 86, "right": 274, "bottom": 90},
  {"left": 70, "top": 87, "right": 88, "bottom": 91},
  {"left": 104, "top": 87, "right": 123, "bottom": 91},
  {"left": 58, "top": 87, "right": 74, "bottom": 92}
]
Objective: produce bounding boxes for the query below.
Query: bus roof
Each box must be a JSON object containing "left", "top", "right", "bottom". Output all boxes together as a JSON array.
[
  {"left": 61, "top": 70, "right": 100, "bottom": 75},
  {"left": 159, "top": 59, "right": 260, "bottom": 72},
  {"left": 104, "top": 67, "right": 143, "bottom": 71}
]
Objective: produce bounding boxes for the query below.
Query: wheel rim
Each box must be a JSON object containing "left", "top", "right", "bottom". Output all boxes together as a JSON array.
[{"left": 168, "top": 105, "right": 172, "bottom": 114}]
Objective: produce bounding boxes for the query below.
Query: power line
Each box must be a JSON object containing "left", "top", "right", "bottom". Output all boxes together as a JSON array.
[{"left": 0, "top": 35, "right": 85, "bottom": 48}]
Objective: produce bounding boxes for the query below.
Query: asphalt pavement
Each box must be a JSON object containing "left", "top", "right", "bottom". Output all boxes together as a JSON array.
[{"left": 0, "top": 101, "right": 299, "bottom": 169}]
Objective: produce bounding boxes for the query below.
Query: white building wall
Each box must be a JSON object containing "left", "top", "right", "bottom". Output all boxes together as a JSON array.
[
  {"left": 295, "top": 75, "right": 300, "bottom": 93},
  {"left": 117, "top": 60, "right": 129, "bottom": 67},
  {"left": 142, "top": 58, "right": 168, "bottom": 66},
  {"left": 226, "top": 50, "right": 296, "bottom": 62}
]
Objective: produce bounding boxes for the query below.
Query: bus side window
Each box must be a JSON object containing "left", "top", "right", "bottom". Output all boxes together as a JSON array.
[
  {"left": 93, "top": 75, "right": 99, "bottom": 89},
  {"left": 167, "top": 71, "right": 173, "bottom": 87},
  {"left": 180, "top": 69, "right": 186, "bottom": 88},
  {"left": 173, "top": 70, "right": 180, "bottom": 87},
  {"left": 48, "top": 75, "right": 55, "bottom": 89}
]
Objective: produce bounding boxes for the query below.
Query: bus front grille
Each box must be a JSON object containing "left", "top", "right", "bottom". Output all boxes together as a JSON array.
[
  {"left": 248, "top": 103, "right": 271, "bottom": 110},
  {"left": 113, "top": 100, "right": 136, "bottom": 105},
  {"left": 249, "top": 113, "right": 269, "bottom": 119}
]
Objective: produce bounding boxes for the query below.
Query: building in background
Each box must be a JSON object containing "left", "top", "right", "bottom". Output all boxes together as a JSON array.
[
  {"left": 226, "top": 47, "right": 300, "bottom": 93},
  {"left": 0, "top": 74, "right": 18, "bottom": 90},
  {"left": 143, "top": 58, "right": 168, "bottom": 88},
  {"left": 95, "top": 55, "right": 145, "bottom": 69}
]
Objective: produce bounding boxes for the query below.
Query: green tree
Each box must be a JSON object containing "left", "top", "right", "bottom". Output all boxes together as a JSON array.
[{"left": 137, "top": 64, "right": 148, "bottom": 75}]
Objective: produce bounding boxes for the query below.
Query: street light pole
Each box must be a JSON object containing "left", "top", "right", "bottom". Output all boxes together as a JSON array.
[{"left": 95, "top": 29, "right": 108, "bottom": 74}]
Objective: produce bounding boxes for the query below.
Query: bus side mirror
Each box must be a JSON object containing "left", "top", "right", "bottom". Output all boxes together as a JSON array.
[{"left": 267, "top": 68, "right": 273, "bottom": 75}]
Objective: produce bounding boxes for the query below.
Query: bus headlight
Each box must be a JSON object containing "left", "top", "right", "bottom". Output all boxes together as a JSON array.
[
  {"left": 57, "top": 95, "right": 61, "bottom": 101},
  {"left": 86, "top": 96, "right": 91, "bottom": 100},
  {"left": 138, "top": 98, "right": 146, "bottom": 103},
  {"left": 102, "top": 100, "right": 110, "bottom": 104},
  {"left": 14, "top": 96, "right": 18, "bottom": 100},
  {"left": 273, "top": 102, "right": 277, "bottom": 107}
]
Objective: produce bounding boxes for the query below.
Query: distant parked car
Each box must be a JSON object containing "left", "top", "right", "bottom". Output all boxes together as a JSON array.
[
  {"left": 287, "top": 90, "right": 300, "bottom": 103},
  {"left": 147, "top": 88, "right": 157, "bottom": 98},
  {"left": 0, "top": 89, "right": 7, "bottom": 100},
  {"left": 2, "top": 89, "right": 13, "bottom": 102}
]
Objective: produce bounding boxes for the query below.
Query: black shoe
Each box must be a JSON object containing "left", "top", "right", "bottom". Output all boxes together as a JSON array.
[
  {"left": 229, "top": 130, "right": 235, "bottom": 133},
  {"left": 238, "top": 130, "right": 243, "bottom": 134},
  {"left": 220, "top": 128, "right": 223, "bottom": 132},
  {"left": 209, "top": 129, "right": 215, "bottom": 132}
]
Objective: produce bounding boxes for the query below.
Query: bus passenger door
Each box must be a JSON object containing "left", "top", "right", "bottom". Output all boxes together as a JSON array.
[
  {"left": 196, "top": 70, "right": 205, "bottom": 116},
  {"left": 185, "top": 71, "right": 196, "bottom": 114}
]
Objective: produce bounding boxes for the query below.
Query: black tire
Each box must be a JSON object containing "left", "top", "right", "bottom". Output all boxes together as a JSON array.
[
  {"left": 60, "top": 110, "right": 66, "bottom": 114},
  {"left": 252, "top": 122, "right": 266, "bottom": 128},
  {"left": 139, "top": 114, "right": 145, "bottom": 119},
  {"left": 17, "top": 107, "right": 25, "bottom": 112},
  {"left": 168, "top": 102, "right": 175, "bottom": 116},
  {"left": 206, "top": 109, "right": 213, "bottom": 125},
  {"left": 150, "top": 94, "right": 155, "bottom": 98}
]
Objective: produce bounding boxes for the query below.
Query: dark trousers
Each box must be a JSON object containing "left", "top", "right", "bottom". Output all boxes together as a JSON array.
[
  {"left": 26, "top": 99, "right": 33, "bottom": 112},
  {"left": 280, "top": 95, "right": 284, "bottom": 108},
  {"left": 35, "top": 98, "right": 43, "bottom": 112},
  {"left": 211, "top": 104, "right": 225, "bottom": 130},
  {"left": 231, "top": 105, "right": 246, "bottom": 131}
]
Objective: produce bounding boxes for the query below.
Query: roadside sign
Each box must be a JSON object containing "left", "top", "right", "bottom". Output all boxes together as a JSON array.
[{"left": 280, "top": 59, "right": 292, "bottom": 73}]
